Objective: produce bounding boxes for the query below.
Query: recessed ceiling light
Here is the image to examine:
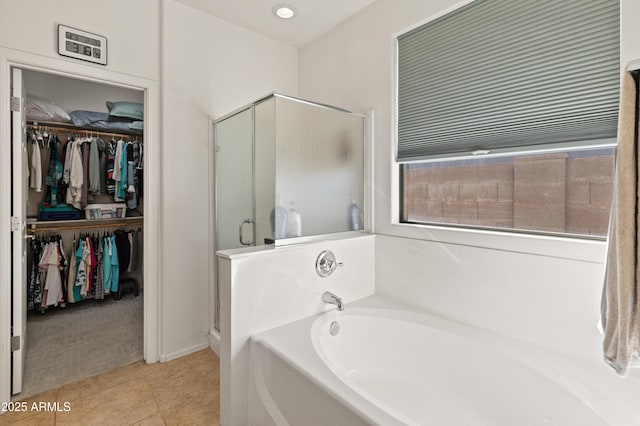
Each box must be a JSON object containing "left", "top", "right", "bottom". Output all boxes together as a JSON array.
[{"left": 273, "top": 4, "right": 296, "bottom": 19}]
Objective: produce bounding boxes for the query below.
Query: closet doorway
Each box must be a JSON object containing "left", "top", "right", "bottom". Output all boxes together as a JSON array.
[{"left": 2, "top": 53, "right": 159, "bottom": 403}]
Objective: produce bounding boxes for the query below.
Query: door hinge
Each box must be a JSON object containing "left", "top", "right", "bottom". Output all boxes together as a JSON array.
[
  {"left": 10, "top": 96, "right": 21, "bottom": 112},
  {"left": 10, "top": 216, "right": 22, "bottom": 232},
  {"left": 11, "top": 335, "right": 20, "bottom": 352}
]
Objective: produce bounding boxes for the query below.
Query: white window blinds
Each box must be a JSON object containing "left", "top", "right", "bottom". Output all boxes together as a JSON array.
[{"left": 397, "top": 0, "right": 620, "bottom": 162}]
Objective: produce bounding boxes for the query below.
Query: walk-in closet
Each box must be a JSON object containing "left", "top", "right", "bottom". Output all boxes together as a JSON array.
[{"left": 12, "top": 69, "right": 146, "bottom": 399}]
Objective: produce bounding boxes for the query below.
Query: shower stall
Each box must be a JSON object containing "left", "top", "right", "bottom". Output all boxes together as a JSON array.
[{"left": 213, "top": 93, "right": 366, "bottom": 329}]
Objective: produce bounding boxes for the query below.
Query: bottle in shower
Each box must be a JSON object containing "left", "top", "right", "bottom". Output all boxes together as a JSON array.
[
  {"left": 271, "top": 199, "right": 288, "bottom": 240},
  {"left": 349, "top": 200, "right": 362, "bottom": 230},
  {"left": 286, "top": 202, "right": 302, "bottom": 238}
]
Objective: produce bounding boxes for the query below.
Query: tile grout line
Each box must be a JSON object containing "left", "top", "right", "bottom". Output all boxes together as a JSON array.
[{"left": 142, "top": 363, "right": 167, "bottom": 424}]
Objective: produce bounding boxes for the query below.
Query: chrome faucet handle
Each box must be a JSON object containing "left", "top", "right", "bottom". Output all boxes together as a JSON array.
[{"left": 316, "top": 250, "right": 343, "bottom": 277}]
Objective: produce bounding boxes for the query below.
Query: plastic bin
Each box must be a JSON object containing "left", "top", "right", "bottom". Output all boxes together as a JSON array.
[{"left": 84, "top": 203, "right": 127, "bottom": 220}]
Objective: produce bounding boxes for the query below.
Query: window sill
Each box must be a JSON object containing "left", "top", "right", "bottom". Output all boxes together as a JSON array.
[{"left": 382, "top": 222, "right": 607, "bottom": 264}]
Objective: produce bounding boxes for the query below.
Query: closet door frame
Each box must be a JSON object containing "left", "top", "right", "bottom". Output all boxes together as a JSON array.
[{"left": 0, "top": 47, "right": 161, "bottom": 406}]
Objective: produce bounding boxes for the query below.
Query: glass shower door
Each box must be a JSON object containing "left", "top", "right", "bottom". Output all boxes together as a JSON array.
[{"left": 214, "top": 108, "right": 254, "bottom": 329}]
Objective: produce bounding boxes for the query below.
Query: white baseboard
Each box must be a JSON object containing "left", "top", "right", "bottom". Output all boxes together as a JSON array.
[
  {"left": 209, "top": 329, "right": 221, "bottom": 356},
  {"left": 160, "top": 341, "right": 211, "bottom": 363}
]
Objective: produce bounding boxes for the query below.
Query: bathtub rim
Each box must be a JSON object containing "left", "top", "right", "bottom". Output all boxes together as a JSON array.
[{"left": 249, "top": 295, "right": 640, "bottom": 426}]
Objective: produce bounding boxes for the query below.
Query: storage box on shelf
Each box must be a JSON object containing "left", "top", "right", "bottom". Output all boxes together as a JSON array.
[
  {"left": 39, "top": 204, "right": 83, "bottom": 221},
  {"left": 84, "top": 203, "right": 127, "bottom": 220}
]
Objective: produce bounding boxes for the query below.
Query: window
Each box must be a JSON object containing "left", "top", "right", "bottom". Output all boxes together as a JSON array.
[
  {"left": 397, "top": 0, "right": 619, "bottom": 237},
  {"left": 402, "top": 147, "right": 615, "bottom": 236}
]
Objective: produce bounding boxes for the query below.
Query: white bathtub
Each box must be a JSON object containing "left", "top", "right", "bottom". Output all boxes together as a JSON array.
[{"left": 248, "top": 297, "right": 638, "bottom": 426}]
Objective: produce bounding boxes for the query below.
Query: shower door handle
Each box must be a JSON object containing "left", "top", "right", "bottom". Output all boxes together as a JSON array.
[{"left": 239, "top": 219, "right": 255, "bottom": 246}]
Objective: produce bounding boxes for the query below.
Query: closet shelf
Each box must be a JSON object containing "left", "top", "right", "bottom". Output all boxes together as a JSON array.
[
  {"left": 27, "top": 120, "right": 143, "bottom": 138},
  {"left": 26, "top": 216, "right": 143, "bottom": 232}
]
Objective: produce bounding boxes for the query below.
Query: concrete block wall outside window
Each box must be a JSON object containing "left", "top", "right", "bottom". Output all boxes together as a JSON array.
[{"left": 402, "top": 147, "right": 614, "bottom": 237}]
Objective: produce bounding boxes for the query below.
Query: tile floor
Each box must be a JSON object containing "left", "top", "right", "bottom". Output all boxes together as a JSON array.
[{"left": 1, "top": 349, "right": 220, "bottom": 425}]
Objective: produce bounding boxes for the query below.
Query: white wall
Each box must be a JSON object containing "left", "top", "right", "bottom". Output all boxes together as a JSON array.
[
  {"left": 622, "top": 0, "right": 640, "bottom": 66},
  {"left": 160, "top": 0, "right": 298, "bottom": 359},
  {"left": 376, "top": 235, "right": 604, "bottom": 359},
  {"left": 0, "top": 0, "right": 159, "bottom": 81}
]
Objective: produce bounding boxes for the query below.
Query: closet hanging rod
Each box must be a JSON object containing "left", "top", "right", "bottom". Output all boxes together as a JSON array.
[
  {"left": 27, "top": 218, "right": 143, "bottom": 233},
  {"left": 26, "top": 120, "right": 143, "bottom": 139}
]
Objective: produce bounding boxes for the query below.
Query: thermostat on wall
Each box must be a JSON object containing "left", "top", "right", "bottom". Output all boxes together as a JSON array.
[{"left": 57, "top": 25, "right": 107, "bottom": 65}]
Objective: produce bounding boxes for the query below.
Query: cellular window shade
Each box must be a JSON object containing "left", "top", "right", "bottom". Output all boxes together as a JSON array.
[{"left": 397, "top": 0, "right": 620, "bottom": 162}]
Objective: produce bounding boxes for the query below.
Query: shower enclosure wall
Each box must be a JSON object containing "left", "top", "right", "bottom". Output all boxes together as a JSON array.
[{"left": 213, "top": 94, "right": 366, "bottom": 329}]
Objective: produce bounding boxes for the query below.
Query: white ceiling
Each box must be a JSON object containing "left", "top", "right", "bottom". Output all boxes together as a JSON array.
[{"left": 175, "top": 0, "right": 376, "bottom": 47}]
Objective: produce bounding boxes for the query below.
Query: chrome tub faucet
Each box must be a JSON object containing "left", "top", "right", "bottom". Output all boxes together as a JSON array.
[{"left": 322, "top": 291, "right": 344, "bottom": 311}]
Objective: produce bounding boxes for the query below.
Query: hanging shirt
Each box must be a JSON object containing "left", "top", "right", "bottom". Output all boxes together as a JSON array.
[
  {"left": 62, "top": 138, "right": 73, "bottom": 185},
  {"left": 103, "top": 236, "right": 112, "bottom": 295},
  {"left": 85, "top": 237, "right": 94, "bottom": 294},
  {"left": 89, "top": 236, "right": 98, "bottom": 294},
  {"left": 43, "top": 242, "right": 63, "bottom": 307},
  {"left": 98, "top": 138, "right": 107, "bottom": 196},
  {"left": 56, "top": 239, "right": 67, "bottom": 305},
  {"left": 126, "top": 141, "right": 137, "bottom": 209},
  {"left": 113, "top": 139, "right": 124, "bottom": 201},
  {"left": 116, "top": 142, "right": 128, "bottom": 202},
  {"left": 67, "top": 140, "right": 84, "bottom": 209},
  {"left": 89, "top": 137, "right": 102, "bottom": 195},
  {"left": 29, "top": 135, "right": 42, "bottom": 192},
  {"left": 110, "top": 235, "right": 119, "bottom": 293},
  {"left": 106, "top": 139, "right": 117, "bottom": 195},
  {"left": 74, "top": 241, "right": 87, "bottom": 300},
  {"left": 94, "top": 237, "right": 104, "bottom": 300},
  {"left": 45, "top": 137, "right": 63, "bottom": 207},
  {"left": 39, "top": 138, "right": 51, "bottom": 194},
  {"left": 38, "top": 242, "right": 53, "bottom": 305},
  {"left": 114, "top": 230, "right": 130, "bottom": 272},
  {"left": 135, "top": 142, "right": 144, "bottom": 198},
  {"left": 28, "top": 240, "right": 42, "bottom": 309},
  {"left": 27, "top": 241, "right": 37, "bottom": 309},
  {"left": 38, "top": 243, "right": 50, "bottom": 302},
  {"left": 80, "top": 141, "right": 91, "bottom": 208},
  {"left": 67, "top": 240, "right": 77, "bottom": 303}
]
